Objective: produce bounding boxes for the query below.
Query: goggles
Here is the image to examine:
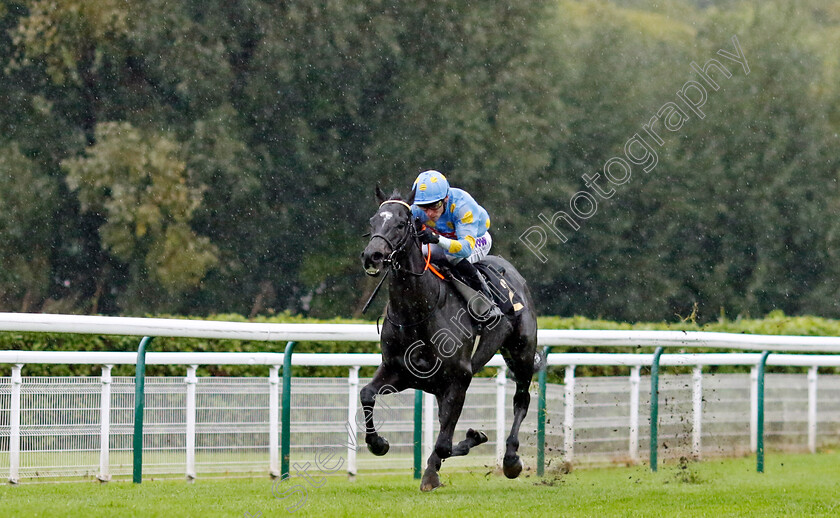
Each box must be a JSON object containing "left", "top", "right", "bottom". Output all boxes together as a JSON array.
[{"left": 418, "top": 200, "right": 444, "bottom": 211}]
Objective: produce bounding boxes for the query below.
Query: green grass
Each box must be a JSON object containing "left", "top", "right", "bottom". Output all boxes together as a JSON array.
[{"left": 2, "top": 452, "right": 840, "bottom": 517}]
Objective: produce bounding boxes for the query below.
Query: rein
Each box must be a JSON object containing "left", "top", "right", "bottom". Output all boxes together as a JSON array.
[
  {"left": 384, "top": 280, "right": 445, "bottom": 331},
  {"left": 370, "top": 200, "right": 443, "bottom": 277}
]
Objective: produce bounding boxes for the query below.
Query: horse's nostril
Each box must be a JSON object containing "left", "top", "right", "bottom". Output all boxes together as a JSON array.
[{"left": 372, "top": 252, "right": 384, "bottom": 262}]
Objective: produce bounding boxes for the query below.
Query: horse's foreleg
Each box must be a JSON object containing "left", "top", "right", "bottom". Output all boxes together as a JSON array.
[
  {"left": 359, "top": 367, "right": 402, "bottom": 456},
  {"left": 503, "top": 379, "right": 530, "bottom": 478},
  {"left": 420, "top": 451, "right": 443, "bottom": 492}
]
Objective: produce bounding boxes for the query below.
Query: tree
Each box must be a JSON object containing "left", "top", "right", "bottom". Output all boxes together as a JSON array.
[
  {"left": 61, "top": 122, "right": 218, "bottom": 311},
  {"left": 0, "top": 144, "right": 57, "bottom": 310}
]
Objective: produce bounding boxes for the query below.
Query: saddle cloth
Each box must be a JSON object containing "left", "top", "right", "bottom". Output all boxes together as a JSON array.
[{"left": 473, "top": 261, "right": 526, "bottom": 316}]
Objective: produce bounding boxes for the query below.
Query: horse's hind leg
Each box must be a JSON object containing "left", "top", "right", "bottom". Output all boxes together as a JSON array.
[
  {"left": 501, "top": 334, "right": 537, "bottom": 479},
  {"left": 451, "top": 428, "right": 488, "bottom": 456},
  {"left": 420, "top": 427, "right": 487, "bottom": 491},
  {"left": 432, "top": 379, "right": 470, "bottom": 460},
  {"left": 359, "top": 366, "right": 403, "bottom": 456},
  {"left": 421, "top": 392, "right": 447, "bottom": 491},
  {"left": 502, "top": 378, "right": 530, "bottom": 478},
  {"left": 421, "top": 379, "right": 469, "bottom": 491}
]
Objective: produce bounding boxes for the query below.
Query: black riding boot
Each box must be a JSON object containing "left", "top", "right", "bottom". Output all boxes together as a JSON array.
[{"left": 453, "top": 260, "right": 502, "bottom": 318}]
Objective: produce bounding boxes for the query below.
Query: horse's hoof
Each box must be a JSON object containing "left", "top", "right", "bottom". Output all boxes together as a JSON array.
[
  {"left": 467, "top": 428, "right": 489, "bottom": 445},
  {"left": 503, "top": 455, "right": 523, "bottom": 479},
  {"left": 420, "top": 472, "right": 442, "bottom": 492},
  {"left": 366, "top": 436, "right": 390, "bottom": 456}
]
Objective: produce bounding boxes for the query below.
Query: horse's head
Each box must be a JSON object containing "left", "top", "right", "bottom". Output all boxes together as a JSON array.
[{"left": 361, "top": 186, "right": 418, "bottom": 276}]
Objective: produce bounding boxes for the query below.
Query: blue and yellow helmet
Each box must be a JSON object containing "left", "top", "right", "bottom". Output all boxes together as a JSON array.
[{"left": 412, "top": 170, "right": 450, "bottom": 205}]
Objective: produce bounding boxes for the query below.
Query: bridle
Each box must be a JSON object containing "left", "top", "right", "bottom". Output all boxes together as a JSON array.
[
  {"left": 369, "top": 200, "right": 427, "bottom": 277},
  {"left": 362, "top": 199, "right": 444, "bottom": 317}
]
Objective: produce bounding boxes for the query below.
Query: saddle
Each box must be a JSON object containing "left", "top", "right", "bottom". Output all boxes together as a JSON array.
[{"left": 432, "top": 259, "right": 526, "bottom": 317}]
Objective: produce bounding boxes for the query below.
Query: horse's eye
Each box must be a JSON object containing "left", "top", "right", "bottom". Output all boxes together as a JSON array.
[{"left": 397, "top": 222, "right": 406, "bottom": 229}]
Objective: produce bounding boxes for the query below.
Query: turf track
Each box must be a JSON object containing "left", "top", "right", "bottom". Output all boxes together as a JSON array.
[{"left": 2, "top": 451, "right": 839, "bottom": 517}]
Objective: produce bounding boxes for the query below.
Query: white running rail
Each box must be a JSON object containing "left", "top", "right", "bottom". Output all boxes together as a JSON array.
[{"left": 1, "top": 312, "right": 840, "bottom": 483}]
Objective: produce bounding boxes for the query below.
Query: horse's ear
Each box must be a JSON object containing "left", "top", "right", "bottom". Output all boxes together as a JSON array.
[
  {"left": 407, "top": 187, "right": 416, "bottom": 206},
  {"left": 375, "top": 184, "right": 387, "bottom": 204}
]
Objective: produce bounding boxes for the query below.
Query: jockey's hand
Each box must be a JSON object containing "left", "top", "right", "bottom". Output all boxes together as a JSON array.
[{"left": 417, "top": 227, "right": 439, "bottom": 244}]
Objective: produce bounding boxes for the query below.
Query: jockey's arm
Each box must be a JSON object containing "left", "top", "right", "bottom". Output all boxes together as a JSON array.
[{"left": 437, "top": 212, "right": 482, "bottom": 260}]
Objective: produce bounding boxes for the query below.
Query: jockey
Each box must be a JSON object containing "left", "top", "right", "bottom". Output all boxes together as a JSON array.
[{"left": 410, "top": 170, "right": 501, "bottom": 317}]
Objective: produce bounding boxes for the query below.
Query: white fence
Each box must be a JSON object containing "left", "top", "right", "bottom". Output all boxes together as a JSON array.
[
  {"left": 0, "top": 351, "right": 508, "bottom": 483},
  {"left": 2, "top": 313, "right": 840, "bottom": 482},
  {"left": 541, "top": 353, "right": 840, "bottom": 466},
  {"left": 6, "top": 312, "right": 840, "bottom": 351},
  {"left": 2, "top": 356, "right": 840, "bottom": 482}
]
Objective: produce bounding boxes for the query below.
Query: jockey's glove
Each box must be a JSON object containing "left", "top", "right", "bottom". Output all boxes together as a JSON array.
[{"left": 417, "top": 227, "right": 440, "bottom": 244}]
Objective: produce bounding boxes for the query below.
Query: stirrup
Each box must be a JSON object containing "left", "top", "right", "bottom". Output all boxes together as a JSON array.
[{"left": 477, "top": 276, "right": 503, "bottom": 318}]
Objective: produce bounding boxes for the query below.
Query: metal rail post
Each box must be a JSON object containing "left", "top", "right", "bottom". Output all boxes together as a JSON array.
[
  {"left": 649, "top": 346, "right": 664, "bottom": 472},
  {"left": 629, "top": 365, "right": 641, "bottom": 462},
  {"left": 495, "top": 365, "right": 507, "bottom": 467},
  {"left": 807, "top": 366, "right": 818, "bottom": 454},
  {"left": 536, "top": 346, "right": 550, "bottom": 476},
  {"left": 563, "top": 365, "right": 576, "bottom": 464},
  {"left": 692, "top": 365, "right": 703, "bottom": 459},
  {"left": 757, "top": 351, "right": 771, "bottom": 473},
  {"left": 133, "top": 336, "right": 153, "bottom": 484},
  {"left": 269, "top": 365, "right": 280, "bottom": 477},
  {"left": 281, "top": 341, "right": 297, "bottom": 479},
  {"left": 9, "top": 364, "right": 22, "bottom": 484},
  {"left": 98, "top": 364, "right": 113, "bottom": 482},
  {"left": 423, "top": 392, "right": 434, "bottom": 461},
  {"left": 185, "top": 365, "right": 198, "bottom": 480},
  {"left": 414, "top": 389, "right": 423, "bottom": 479},
  {"left": 347, "top": 366, "right": 359, "bottom": 476}
]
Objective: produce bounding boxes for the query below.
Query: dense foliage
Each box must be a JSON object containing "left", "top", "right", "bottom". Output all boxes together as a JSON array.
[{"left": 0, "top": 1, "right": 839, "bottom": 323}]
